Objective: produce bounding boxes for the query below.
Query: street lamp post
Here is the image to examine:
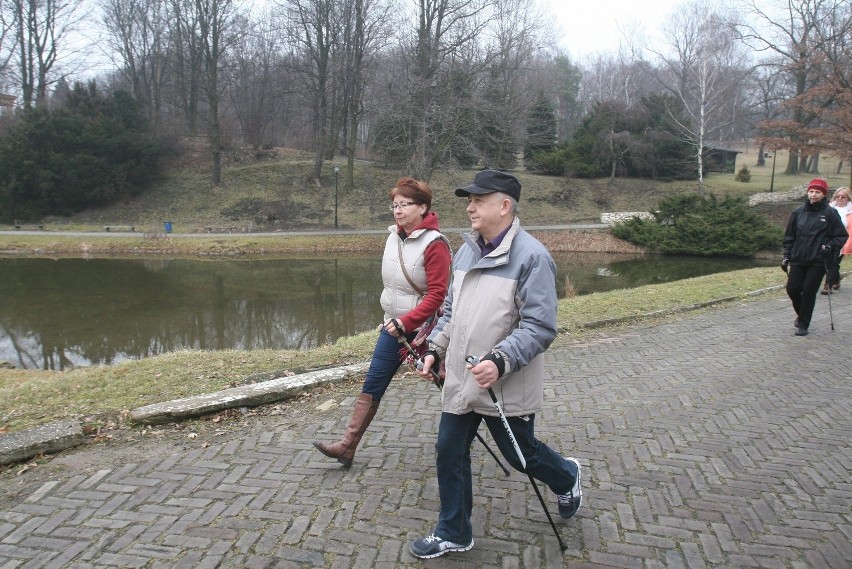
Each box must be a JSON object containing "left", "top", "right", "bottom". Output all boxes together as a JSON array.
[
  {"left": 770, "top": 151, "right": 777, "bottom": 193},
  {"left": 334, "top": 165, "right": 340, "bottom": 229}
]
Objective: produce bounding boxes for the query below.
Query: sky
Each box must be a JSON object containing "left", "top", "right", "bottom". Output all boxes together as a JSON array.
[{"left": 546, "top": 0, "right": 682, "bottom": 58}]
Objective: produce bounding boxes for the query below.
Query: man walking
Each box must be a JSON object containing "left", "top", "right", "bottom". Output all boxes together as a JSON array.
[{"left": 411, "top": 169, "right": 582, "bottom": 559}]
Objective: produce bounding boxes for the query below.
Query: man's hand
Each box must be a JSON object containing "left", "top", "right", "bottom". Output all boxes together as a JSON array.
[
  {"left": 821, "top": 244, "right": 834, "bottom": 257},
  {"left": 466, "top": 356, "right": 499, "bottom": 389},
  {"left": 781, "top": 257, "right": 789, "bottom": 273}
]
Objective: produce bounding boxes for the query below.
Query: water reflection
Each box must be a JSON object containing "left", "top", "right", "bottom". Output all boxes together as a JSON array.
[
  {"left": 0, "top": 257, "right": 383, "bottom": 370},
  {"left": 0, "top": 254, "right": 772, "bottom": 369}
]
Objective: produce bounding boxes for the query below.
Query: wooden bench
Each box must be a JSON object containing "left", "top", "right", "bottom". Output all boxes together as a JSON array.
[
  {"left": 13, "top": 220, "right": 44, "bottom": 230},
  {"left": 103, "top": 225, "right": 135, "bottom": 232},
  {"left": 203, "top": 225, "right": 239, "bottom": 233}
]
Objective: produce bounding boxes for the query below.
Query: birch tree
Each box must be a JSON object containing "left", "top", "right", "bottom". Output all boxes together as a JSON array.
[{"left": 654, "top": 0, "right": 748, "bottom": 197}]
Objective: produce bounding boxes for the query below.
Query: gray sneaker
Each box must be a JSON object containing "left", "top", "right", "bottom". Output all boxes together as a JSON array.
[
  {"left": 556, "top": 456, "right": 582, "bottom": 519},
  {"left": 409, "top": 534, "right": 474, "bottom": 558}
]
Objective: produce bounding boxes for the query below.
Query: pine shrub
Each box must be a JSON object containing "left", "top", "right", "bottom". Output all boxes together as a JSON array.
[
  {"left": 611, "top": 193, "right": 781, "bottom": 256},
  {"left": 735, "top": 166, "right": 751, "bottom": 182}
]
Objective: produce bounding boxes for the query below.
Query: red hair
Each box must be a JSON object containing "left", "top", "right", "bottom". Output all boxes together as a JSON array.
[{"left": 390, "top": 177, "right": 433, "bottom": 211}]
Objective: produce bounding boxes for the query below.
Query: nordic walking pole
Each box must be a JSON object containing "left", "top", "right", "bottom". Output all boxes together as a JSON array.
[
  {"left": 468, "top": 356, "right": 567, "bottom": 552},
  {"left": 395, "top": 332, "right": 510, "bottom": 476},
  {"left": 823, "top": 254, "right": 836, "bottom": 331}
]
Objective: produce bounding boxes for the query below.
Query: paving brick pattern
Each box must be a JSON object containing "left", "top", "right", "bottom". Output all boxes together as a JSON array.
[{"left": 1, "top": 295, "right": 850, "bottom": 568}]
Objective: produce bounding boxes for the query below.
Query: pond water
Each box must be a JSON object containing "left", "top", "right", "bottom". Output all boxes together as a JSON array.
[{"left": 0, "top": 253, "right": 773, "bottom": 369}]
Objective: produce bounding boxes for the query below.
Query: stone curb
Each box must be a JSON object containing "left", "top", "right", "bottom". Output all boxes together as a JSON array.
[
  {"left": 129, "top": 362, "right": 372, "bottom": 425},
  {"left": 0, "top": 363, "right": 370, "bottom": 466},
  {"left": 0, "top": 419, "right": 84, "bottom": 466}
]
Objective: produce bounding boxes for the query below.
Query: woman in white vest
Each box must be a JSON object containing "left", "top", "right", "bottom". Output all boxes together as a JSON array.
[
  {"left": 314, "top": 177, "right": 451, "bottom": 467},
  {"left": 827, "top": 186, "right": 852, "bottom": 292}
]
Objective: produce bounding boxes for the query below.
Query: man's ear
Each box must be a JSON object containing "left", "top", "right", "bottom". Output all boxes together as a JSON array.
[{"left": 499, "top": 197, "right": 511, "bottom": 215}]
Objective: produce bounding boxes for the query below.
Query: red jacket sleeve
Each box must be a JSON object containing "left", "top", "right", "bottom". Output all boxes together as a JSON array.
[{"left": 399, "top": 239, "right": 451, "bottom": 332}]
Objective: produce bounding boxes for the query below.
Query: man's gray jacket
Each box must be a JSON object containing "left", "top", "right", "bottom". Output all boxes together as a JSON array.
[{"left": 429, "top": 217, "right": 558, "bottom": 417}]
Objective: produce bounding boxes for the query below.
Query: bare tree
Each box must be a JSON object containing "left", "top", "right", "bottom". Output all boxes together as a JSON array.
[
  {"left": 405, "top": 0, "right": 489, "bottom": 179},
  {"left": 279, "top": 0, "right": 342, "bottom": 182},
  {"left": 7, "top": 0, "right": 84, "bottom": 108},
  {"left": 783, "top": 0, "right": 852, "bottom": 179},
  {"left": 193, "top": 0, "right": 240, "bottom": 185},
  {"left": 476, "top": 0, "right": 552, "bottom": 169},
  {"left": 225, "top": 12, "right": 280, "bottom": 147},
  {"left": 100, "top": 0, "right": 172, "bottom": 127},
  {"left": 338, "top": 0, "right": 391, "bottom": 189},
  {"left": 736, "top": 0, "right": 844, "bottom": 174},
  {"left": 743, "top": 62, "right": 789, "bottom": 166},
  {"left": 170, "top": 0, "right": 204, "bottom": 134},
  {"left": 0, "top": 1, "right": 16, "bottom": 90},
  {"left": 654, "top": 0, "right": 749, "bottom": 196}
]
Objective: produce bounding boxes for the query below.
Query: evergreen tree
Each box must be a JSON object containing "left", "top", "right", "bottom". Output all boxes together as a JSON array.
[
  {"left": 552, "top": 55, "right": 583, "bottom": 144},
  {"left": 530, "top": 94, "right": 696, "bottom": 180},
  {"left": 524, "top": 92, "right": 557, "bottom": 170},
  {"left": 476, "top": 71, "right": 518, "bottom": 170},
  {"left": 0, "top": 81, "right": 162, "bottom": 222}
]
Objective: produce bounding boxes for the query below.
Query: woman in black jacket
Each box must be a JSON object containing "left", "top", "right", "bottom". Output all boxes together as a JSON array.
[{"left": 782, "top": 178, "right": 848, "bottom": 336}]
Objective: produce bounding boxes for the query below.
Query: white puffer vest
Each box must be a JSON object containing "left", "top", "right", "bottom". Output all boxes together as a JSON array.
[{"left": 379, "top": 226, "right": 446, "bottom": 325}]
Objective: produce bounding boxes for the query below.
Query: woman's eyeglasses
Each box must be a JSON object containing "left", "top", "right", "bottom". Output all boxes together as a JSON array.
[{"left": 389, "top": 202, "right": 417, "bottom": 211}]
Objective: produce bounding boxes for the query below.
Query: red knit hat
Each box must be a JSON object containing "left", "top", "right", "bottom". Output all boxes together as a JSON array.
[{"left": 807, "top": 178, "right": 829, "bottom": 195}]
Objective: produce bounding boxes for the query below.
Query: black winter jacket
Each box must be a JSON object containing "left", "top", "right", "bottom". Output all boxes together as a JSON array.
[{"left": 783, "top": 198, "right": 848, "bottom": 266}]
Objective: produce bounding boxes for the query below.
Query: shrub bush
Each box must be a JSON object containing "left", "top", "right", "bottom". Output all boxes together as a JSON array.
[
  {"left": 735, "top": 166, "right": 751, "bottom": 182},
  {"left": 0, "top": 83, "right": 162, "bottom": 222},
  {"left": 612, "top": 193, "right": 781, "bottom": 256}
]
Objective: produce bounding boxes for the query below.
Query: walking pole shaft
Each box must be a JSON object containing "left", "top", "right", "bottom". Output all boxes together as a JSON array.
[
  {"left": 486, "top": 384, "right": 567, "bottom": 552},
  {"left": 823, "top": 256, "right": 836, "bottom": 331}
]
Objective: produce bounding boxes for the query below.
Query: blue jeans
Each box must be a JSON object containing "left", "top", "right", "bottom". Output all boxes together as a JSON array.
[
  {"left": 361, "top": 328, "right": 415, "bottom": 402},
  {"left": 434, "top": 410, "right": 577, "bottom": 544}
]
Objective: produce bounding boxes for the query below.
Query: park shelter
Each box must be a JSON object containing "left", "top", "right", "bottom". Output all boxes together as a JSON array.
[{"left": 703, "top": 144, "right": 741, "bottom": 174}]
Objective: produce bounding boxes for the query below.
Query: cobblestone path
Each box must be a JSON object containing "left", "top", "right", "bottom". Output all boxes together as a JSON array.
[{"left": 1, "top": 294, "right": 850, "bottom": 568}]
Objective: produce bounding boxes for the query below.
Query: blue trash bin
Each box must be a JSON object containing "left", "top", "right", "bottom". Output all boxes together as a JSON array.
[{"left": 164, "top": 221, "right": 172, "bottom": 233}]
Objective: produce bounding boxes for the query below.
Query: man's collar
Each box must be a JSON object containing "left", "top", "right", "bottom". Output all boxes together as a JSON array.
[{"left": 477, "top": 222, "right": 513, "bottom": 256}]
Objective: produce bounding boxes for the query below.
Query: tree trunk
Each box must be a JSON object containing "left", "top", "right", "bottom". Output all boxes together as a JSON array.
[{"left": 784, "top": 148, "right": 799, "bottom": 175}]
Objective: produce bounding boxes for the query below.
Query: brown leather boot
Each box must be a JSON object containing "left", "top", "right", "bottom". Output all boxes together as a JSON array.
[{"left": 313, "top": 393, "right": 378, "bottom": 467}]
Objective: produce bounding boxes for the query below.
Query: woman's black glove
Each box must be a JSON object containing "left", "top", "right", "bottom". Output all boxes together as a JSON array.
[{"left": 781, "top": 257, "right": 789, "bottom": 273}]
